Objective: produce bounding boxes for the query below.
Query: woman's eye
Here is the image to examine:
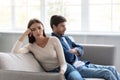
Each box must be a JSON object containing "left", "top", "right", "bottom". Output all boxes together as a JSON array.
[{"left": 38, "top": 27, "right": 41, "bottom": 29}]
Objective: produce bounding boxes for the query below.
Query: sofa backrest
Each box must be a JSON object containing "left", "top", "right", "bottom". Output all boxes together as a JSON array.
[
  {"left": 0, "top": 52, "right": 44, "bottom": 72},
  {"left": 68, "top": 36, "right": 115, "bottom": 65},
  {"left": 81, "top": 44, "right": 115, "bottom": 65}
]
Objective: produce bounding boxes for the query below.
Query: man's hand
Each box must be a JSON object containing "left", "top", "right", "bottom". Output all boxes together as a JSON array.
[
  {"left": 59, "top": 70, "right": 64, "bottom": 75},
  {"left": 69, "top": 48, "right": 79, "bottom": 56}
]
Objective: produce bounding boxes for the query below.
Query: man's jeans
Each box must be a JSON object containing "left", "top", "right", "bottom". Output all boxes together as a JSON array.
[
  {"left": 65, "top": 63, "right": 83, "bottom": 80},
  {"left": 48, "top": 63, "right": 83, "bottom": 80},
  {"left": 76, "top": 63, "right": 120, "bottom": 80}
]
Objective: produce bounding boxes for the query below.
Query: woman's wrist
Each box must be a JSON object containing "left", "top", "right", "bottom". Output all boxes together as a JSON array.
[
  {"left": 19, "top": 34, "right": 26, "bottom": 42},
  {"left": 19, "top": 29, "right": 31, "bottom": 42}
]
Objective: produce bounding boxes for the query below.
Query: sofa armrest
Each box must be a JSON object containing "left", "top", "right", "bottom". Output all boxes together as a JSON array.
[
  {"left": 80, "top": 44, "right": 115, "bottom": 65},
  {"left": 0, "top": 70, "right": 64, "bottom": 80}
]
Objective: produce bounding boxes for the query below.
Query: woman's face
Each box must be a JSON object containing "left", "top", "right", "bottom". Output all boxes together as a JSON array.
[{"left": 30, "top": 23, "right": 44, "bottom": 38}]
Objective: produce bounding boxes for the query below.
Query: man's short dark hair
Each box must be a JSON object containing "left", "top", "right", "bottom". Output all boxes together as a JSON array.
[{"left": 50, "top": 15, "right": 66, "bottom": 29}]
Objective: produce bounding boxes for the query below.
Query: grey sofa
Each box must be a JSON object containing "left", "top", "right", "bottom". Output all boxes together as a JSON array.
[{"left": 0, "top": 44, "right": 115, "bottom": 80}]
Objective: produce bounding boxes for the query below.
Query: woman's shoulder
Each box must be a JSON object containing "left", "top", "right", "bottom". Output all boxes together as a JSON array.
[
  {"left": 49, "top": 36, "right": 58, "bottom": 40},
  {"left": 49, "top": 36, "right": 59, "bottom": 42}
]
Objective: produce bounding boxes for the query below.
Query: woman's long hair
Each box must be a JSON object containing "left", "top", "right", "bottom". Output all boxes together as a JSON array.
[{"left": 27, "top": 18, "right": 46, "bottom": 43}]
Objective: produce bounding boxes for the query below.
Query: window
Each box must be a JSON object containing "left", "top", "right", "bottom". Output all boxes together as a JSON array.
[
  {"left": 0, "top": 0, "right": 12, "bottom": 30},
  {"left": 0, "top": 0, "right": 81, "bottom": 33},
  {"left": 45, "top": 0, "right": 81, "bottom": 32},
  {"left": 14, "top": 0, "right": 41, "bottom": 30},
  {"left": 89, "top": 0, "right": 120, "bottom": 32},
  {"left": 0, "top": 0, "right": 41, "bottom": 31},
  {"left": 0, "top": 0, "right": 120, "bottom": 34}
]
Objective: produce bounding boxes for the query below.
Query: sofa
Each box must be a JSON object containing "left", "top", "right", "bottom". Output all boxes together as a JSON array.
[{"left": 0, "top": 44, "right": 115, "bottom": 80}]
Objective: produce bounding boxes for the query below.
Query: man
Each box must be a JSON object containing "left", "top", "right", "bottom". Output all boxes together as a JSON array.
[{"left": 50, "top": 15, "right": 120, "bottom": 80}]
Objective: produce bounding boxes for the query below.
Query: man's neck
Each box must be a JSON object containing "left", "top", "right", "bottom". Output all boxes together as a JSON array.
[{"left": 52, "top": 32, "right": 63, "bottom": 37}]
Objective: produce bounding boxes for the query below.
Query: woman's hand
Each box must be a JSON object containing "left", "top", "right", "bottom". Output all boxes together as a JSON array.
[
  {"left": 19, "top": 29, "right": 31, "bottom": 42},
  {"left": 24, "top": 29, "right": 31, "bottom": 36}
]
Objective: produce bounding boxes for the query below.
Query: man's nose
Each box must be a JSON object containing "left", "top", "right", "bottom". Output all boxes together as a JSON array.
[{"left": 64, "top": 27, "right": 66, "bottom": 31}]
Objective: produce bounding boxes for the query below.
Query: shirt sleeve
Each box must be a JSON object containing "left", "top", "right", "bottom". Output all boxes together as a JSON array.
[
  {"left": 52, "top": 37, "right": 67, "bottom": 73},
  {"left": 11, "top": 40, "right": 29, "bottom": 54},
  {"left": 66, "top": 36, "right": 84, "bottom": 57}
]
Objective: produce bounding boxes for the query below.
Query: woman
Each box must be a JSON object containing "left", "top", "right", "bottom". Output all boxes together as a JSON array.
[{"left": 11, "top": 18, "right": 83, "bottom": 80}]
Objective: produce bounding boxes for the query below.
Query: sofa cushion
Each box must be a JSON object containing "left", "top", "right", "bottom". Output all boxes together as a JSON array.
[{"left": 0, "top": 52, "right": 44, "bottom": 72}]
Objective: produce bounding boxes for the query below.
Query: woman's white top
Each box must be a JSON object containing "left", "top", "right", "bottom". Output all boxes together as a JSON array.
[{"left": 11, "top": 36, "right": 67, "bottom": 72}]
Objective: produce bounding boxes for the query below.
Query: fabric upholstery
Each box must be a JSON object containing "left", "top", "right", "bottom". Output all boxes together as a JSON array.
[
  {"left": 0, "top": 52, "right": 44, "bottom": 72},
  {"left": 81, "top": 44, "right": 115, "bottom": 65},
  {"left": 0, "top": 70, "right": 64, "bottom": 80}
]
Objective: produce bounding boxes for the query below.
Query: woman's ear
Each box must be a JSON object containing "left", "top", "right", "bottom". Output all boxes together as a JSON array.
[
  {"left": 28, "top": 31, "right": 33, "bottom": 37},
  {"left": 29, "top": 32, "right": 32, "bottom": 37}
]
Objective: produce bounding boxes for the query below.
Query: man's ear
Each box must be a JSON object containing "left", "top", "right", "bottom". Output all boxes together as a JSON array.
[
  {"left": 53, "top": 25, "right": 56, "bottom": 29},
  {"left": 52, "top": 25, "right": 57, "bottom": 32}
]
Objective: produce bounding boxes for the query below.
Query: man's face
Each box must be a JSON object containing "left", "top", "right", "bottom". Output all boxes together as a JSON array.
[{"left": 54, "top": 22, "right": 66, "bottom": 35}]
